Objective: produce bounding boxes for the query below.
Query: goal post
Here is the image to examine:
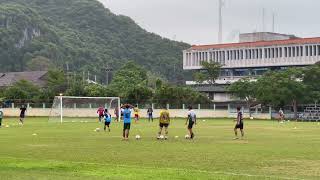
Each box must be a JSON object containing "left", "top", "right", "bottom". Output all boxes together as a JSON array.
[{"left": 49, "top": 96, "right": 121, "bottom": 123}]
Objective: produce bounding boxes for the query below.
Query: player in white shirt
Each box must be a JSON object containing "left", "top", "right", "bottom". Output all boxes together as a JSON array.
[{"left": 185, "top": 106, "right": 197, "bottom": 139}]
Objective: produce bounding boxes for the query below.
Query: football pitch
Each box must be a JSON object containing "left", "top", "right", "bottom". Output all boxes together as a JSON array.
[{"left": 0, "top": 118, "right": 319, "bottom": 180}]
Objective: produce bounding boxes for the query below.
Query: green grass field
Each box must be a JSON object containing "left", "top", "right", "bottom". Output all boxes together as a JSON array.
[{"left": 0, "top": 117, "right": 319, "bottom": 180}]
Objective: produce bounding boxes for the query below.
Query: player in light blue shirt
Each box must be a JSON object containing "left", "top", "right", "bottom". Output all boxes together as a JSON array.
[
  {"left": 122, "top": 104, "right": 133, "bottom": 140},
  {"left": 104, "top": 109, "right": 112, "bottom": 132}
]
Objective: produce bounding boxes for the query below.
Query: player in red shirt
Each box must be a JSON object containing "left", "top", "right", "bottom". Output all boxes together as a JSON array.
[{"left": 97, "top": 106, "right": 105, "bottom": 123}]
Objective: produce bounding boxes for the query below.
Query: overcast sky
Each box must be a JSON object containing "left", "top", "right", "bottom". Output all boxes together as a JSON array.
[{"left": 98, "top": 0, "right": 320, "bottom": 45}]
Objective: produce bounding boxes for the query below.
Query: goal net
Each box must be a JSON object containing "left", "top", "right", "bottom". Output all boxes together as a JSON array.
[{"left": 49, "top": 96, "right": 120, "bottom": 123}]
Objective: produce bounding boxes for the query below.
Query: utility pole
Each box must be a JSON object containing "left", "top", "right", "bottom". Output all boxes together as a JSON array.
[
  {"left": 262, "top": 8, "right": 266, "bottom": 32},
  {"left": 218, "top": 0, "right": 223, "bottom": 43},
  {"left": 104, "top": 64, "right": 113, "bottom": 85},
  {"left": 272, "top": 12, "right": 275, "bottom": 32}
]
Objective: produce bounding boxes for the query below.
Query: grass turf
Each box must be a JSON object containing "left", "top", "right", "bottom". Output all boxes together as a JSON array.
[{"left": 0, "top": 117, "right": 319, "bottom": 180}]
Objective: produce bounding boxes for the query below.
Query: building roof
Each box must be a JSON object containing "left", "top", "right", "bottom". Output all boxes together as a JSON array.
[
  {"left": 189, "top": 37, "right": 320, "bottom": 51},
  {"left": 0, "top": 71, "right": 48, "bottom": 87}
]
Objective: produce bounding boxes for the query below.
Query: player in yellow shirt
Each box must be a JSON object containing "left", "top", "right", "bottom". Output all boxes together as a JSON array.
[
  {"left": 157, "top": 107, "right": 170, "bottom": 140},
  {"left": 133, "top": 105, "right": 139, "bottom": 123}
]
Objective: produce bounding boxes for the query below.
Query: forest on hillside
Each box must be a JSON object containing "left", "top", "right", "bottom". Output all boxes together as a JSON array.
[{"left": 0, "top": 0, "right": 190, "bottom": 84}]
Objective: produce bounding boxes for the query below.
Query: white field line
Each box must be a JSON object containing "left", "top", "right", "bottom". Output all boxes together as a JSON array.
[{"left": 0, "top": 156, "right": 303, "bottom": 180}]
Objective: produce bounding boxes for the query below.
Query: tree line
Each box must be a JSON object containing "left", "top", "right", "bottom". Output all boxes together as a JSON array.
[
  {"left": 0, "top": 62, "right": 210, "bottom": 107},
  {"left": 229, "top": 62, "right": 320, "bottom": 119}
]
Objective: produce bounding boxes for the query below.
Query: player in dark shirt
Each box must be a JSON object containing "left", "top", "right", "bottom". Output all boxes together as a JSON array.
[
  {"left": 234, "top": 107, "right": 244, "bottom": 140},
  {"left": 19, "top": 105, "right": 27, "bottom": 125}
]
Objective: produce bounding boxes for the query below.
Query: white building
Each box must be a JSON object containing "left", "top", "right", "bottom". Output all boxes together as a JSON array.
[{"left": 183, "top": 32, "right": 320, "bottom": 102}]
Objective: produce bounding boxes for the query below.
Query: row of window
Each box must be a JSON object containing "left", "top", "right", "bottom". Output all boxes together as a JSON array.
[{"left": 185, "top": 45, "right": 320, "bottom": 66}]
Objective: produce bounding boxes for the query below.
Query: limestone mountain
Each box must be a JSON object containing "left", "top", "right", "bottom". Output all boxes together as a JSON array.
[{"left": 0, "top": 0, "right": 190, "bottom": 83}]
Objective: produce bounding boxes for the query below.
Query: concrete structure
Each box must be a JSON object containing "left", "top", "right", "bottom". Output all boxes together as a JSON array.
[
  {"left": 239, "top": 32, "right": 298, "bottom": 43},
  {"left": 1, "top": 108, "right": 271, "bottom": 119},
  {"left": 183, "top": 32, "right": 320, "bottom": 102}
]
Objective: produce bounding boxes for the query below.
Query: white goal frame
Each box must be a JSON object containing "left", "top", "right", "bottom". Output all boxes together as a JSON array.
[{"left": 56, "top": 96, "right": 121, "bottom": 123}]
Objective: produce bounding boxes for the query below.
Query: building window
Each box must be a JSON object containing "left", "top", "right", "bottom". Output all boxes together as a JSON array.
[
  {"left": 259, "top": 49, "right": 262, "bottom": 59},
  {"left": 309, "top": 46, "right": 313, "bottom": 56},
  {"left": 292, "top": 47, "right": 295, "bottom": 57},
  {"left": 288, "top": 47, "right": 292, "bottom": 57},
  {"left": 284, "top": 47, "right": 287, "bottom": 57},
  {"left": 275, "top": 48, "right": 278, "bottom": 58},
  {"left": 305, "top": 46, "right": 308, "bottom": 56},
  {"left": 264, "top": 49, "right": 267, "bottom": 58},
  {"left": 318, "top": 45, "right": 320, "bottom": 56},
  {"left": 313, "top": 45, "right": 317, "bottom": 56},
  {"left": 279, "top": 48, "right": 282, "bottom": 57}
]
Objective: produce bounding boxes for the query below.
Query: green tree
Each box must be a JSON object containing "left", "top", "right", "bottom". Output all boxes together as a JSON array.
[
  {"left": 255, "top": 69, "right": 306, "bottom": 119},
  {"left": 228, "top": 78, "right": 257, "bottom": 117},
  {"left": 109, "top": 61, "right": 148, "bottom": 98},
  {"left": 46, "top": 69, "right": 67, "bottom": 98},
  {"left": 193, "top": 61, "right": 222, "bottom": 84},
  {"left": 4, "top": 80, "right": 41, "bottom": 100},
  {"left": 303, "top": 63, "right": 320, "bottom": 103},
  {"left": 26, "top": 56, "right": 54, "bottom": 71},
  {"left": 126, "top": 85, "right": 153, "bottom": 105},
  {"left": 154, "top": 83, "right": 210, "bottom": 108}
]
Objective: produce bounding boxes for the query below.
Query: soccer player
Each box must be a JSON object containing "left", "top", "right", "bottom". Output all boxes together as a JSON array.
[
  {"left": 104, "top": 109, "right": 112, "bottom": 132},
  {"left": 147, "top": 107, "right": 153, "bottom": 122},
  {"left": 278, "top": 108, "right": 285, "bottom": 122},
  {"left": 234, "top": 107, "right": 244, "bottom": 140},
  {"left": 122, "top": 104, "right": 133, "bottom": 140},
  {"left": 19, "top": 105, "right": 27, "bottom": 125},
  {"left": 133, "top": 105, "right": 139, "bottom": 123},
  {"left": 158, "top": 106, "right": 170, "bottom": 140},
  {"left": 0, "top": 107, "right": 3, "bottom": 128},
  {"left": 97, "top": 106, "right": 105, "bottom": 123},
  {"left": 185, "top": 106, "right": 196, "bottom": 139}
]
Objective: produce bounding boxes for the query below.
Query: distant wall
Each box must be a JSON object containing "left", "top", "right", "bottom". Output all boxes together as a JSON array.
[{"left": 2, "top": 108, "right": 271, "bottom": 119}]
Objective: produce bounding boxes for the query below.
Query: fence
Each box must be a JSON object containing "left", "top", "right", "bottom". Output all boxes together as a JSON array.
[{"left": 1, "top": 101, "right": 272, "bottom": 119}]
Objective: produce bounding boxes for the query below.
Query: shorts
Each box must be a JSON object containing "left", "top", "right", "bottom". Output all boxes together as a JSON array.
[
  {"left": 20, "top": 114, "right": 25, "bottom": 118},
  {"left": 235, "top": 123, "right": 244, "bottom": 130},
  {"left": 123, "top": 123, "right": 131, "bottom": 130},
  {"left": 159, "top": 123, "right": 169, "bottom": 128},
  {"left": 188, "top": 122, "right": 194, "bottom": 129},
  {"left": 105, "top": 121, "right": 110, "bottom": 126},
  {"left": 134, "top": 114, "right": 139, "bottom": 118}
]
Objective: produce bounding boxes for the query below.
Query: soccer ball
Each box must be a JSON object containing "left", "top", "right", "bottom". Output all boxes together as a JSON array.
[
  {"left": 32, "top": 133, "right": 37, "bottom": 136},
  {"left": 250, "top": 117, "right": 254, "bottom": 120},
  {"left": 202, "top": 120, "right": 206, "bottom": 122},
  {"left": 185, "top": 134, "right": 190, "bottom": 139},
  {"left": 159, "top": 135, "right": 164, "bottom": 139},
  {"left": 95, "top": 128, "right": 100, "bottom": 132},
  {"left": 5, "top": 125, "right": 9, "bottom": 128},
  {"left": 135, "top": 135, "right": 141, "bottom": 140},
  {"left": 175, "top": 136, "right": 179, "bottom": 139}
]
